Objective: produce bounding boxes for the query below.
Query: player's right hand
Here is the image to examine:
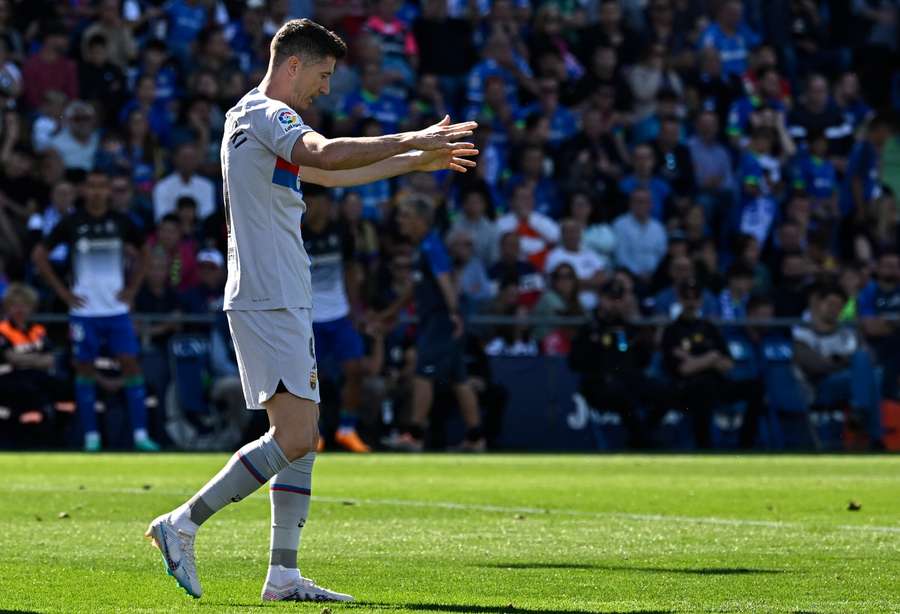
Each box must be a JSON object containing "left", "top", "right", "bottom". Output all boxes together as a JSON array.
[
  {"left": 406, "top": 115, "right": 477, "bottom": 152},
  {"left": 62, "top": 290, "right": 87, "bottom": 309}
]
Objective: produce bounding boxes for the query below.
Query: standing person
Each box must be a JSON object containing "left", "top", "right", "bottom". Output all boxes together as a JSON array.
[
  {"left": 31, "top": 171, "right": 158, "bottom": 453},
  {"left": 302, "top": 183, "right": 371, "bottom": 453},
  {"left": 380, "top": 199, "right": 487, "bottom": 453},
  {"left": 143, "top": 19, "right": 477, "bottom": 603}
]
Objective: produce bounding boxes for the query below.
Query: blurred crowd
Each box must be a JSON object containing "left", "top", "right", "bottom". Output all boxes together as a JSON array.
[{"left": 1, "top": 0, "right": 899, "bottom": 450}]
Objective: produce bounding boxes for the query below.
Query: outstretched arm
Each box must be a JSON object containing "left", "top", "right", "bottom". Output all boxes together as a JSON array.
[
  {"left": 299, "top": 147, "right": 478, "bottom": 188},
  {"left": 292, "top": 115, "right": 476, "bottom": 170}
]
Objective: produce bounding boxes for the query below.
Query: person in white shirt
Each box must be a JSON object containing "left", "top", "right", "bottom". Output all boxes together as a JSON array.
[
  {"left": 495, "top": 182, "right": 560, "bottom": 271},
  {"left": 152, "top": 142, "right": 217, "bottom": 220},
  {"left": 612, "top": 187, "right": 667, "bottom": 283},
  {"left": 544, "top": 218, "right": 607, "bottom": 310},
  {"left": 47, "top": 101, "right": 100, "bottom": 171}
]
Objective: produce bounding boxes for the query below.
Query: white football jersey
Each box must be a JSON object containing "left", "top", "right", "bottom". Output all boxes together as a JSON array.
[{"left": 221, "top": 87, "right": 315, "bottom": 311}]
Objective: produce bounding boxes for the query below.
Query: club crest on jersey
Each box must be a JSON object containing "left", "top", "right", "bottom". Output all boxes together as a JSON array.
[{"left": 277, "top": 109, "right": 300, "bottom": 132}]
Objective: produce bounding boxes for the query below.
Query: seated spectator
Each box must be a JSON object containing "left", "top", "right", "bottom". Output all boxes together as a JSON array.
[
  {"left": 487, "top": 232, "right": 544, "bottom": 308},
  {"left": 859, "top": 252, "right": 900, "bottom": 400},
  {"left": 737, "top": 126, "right": 783, "bottom": 246},
  {"left": 466, "top": 30, "right": 535, "bottom": 111},
  {"left": 618, "top": 144, "right": 671, "bottom": 221},
  {"left": 545, "top": 219, "right": 607, "bottom": 310},
  {"left": 568, "top": 278, "right": 661, "bottom": 447},
  {"left": 31, "top": 91, "right": 68, "bottom": 153},
  {"left": 78, "top": 33, "right": 127, "bottom": 124},
  {"left": 484, "top": 278, "right": 539, "bottom": 357},
  {"left": 495, "top": 182, "right": 560, "bottom": 271},
  {"left": 612, "top": 188, "right": 667, "bottom": 287},
  {"left": 336, "top": 63, "right": 409, "bottom": 136},
  {"left": 80, "top": 0, "right": 137, "bottom": 70},
  {"left": 833, "top": 71, "right": 872, "bottom": 132},
  {"left": 567, "top": 191, "right": 616, "bottom": 268},
  {"left": 725, "top": 66, "right": 788, "bottom": 144},
  {"left": 135, "top": 249, "right": 182, "bottom": 351},
  {"left": 362, "top": 0, "right": 419, "bottom": 88},
  {"left": 718, "top": 263, "right": 755, "bottom": 321},
  {"left": 532, "top": 262, "right": 584, "bottom": 355},
  {"left": 685, "top": 46, "right": 743, "bottom": 127},
  {"left": 626, "top": 44, "right": 683, "bottom": 139},
  {"left": 788, "top": 74, "right": 853, "bottom": 159},
  {"left": 27, "top": 181, "right": 75, "bottom": 267},
  {"left": 447, "top": 228, "right": 492, "bottom": 313},
  {"left": 0, "top": 283, "right": 70, "bottom": 434},
  {"left": 119, "top": 75, "right": 173, "bottom": 147},
  {"left": 22, "top": 27, "right": 78, "bottom": 110},
  {"left": 840, "top": 113, "right": 892, "bottom": 220},
  {"left": 179, "top": 248, "right": 225, "bottom": 315},
  {"left": 792, "top": 283, "right": 884, "bottom": 448},
  {"left": 773, "top": 250, "right": 814, "bottom": 317},
  {"left": 853, "top": 190, "right": 900, "bottom": 262},
  {"left": 152, "top": 142, "right": 216, "bottom": 221},
  {"left": 148, "top": 214, "right": 199, "bottom": 292},
  {"left": 733, "top": 233, "right": 772, "bottom": 293},
  {"left": 507, "top": 145, "right": 562, "bottom": 218},
  {"left": 697, "top": 0, "right": 759, "bottom": 79},
  {"left": 791, "top": 128, "right": 839, "bottom": 228},
  {"left": 516, "top": 77, "right": 579, "bottom": 150},
  {"left": 450, "top": 186, "right": 498, "bottom": 267},
  {"left": 654, "top": 115, "right": 695, "bottom": 204},
  {"left": 48, "top": 101, "right": 100, "bottom": 173},
  {"left": 660, "top": 279, "right": 765, "bottom": 448},
  {"left": 653, "top": 256, "right": 719, "bottom": 318}
]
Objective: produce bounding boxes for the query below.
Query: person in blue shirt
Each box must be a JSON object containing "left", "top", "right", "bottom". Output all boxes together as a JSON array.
[
  {"left": 726, "top": 67, "right": 787, "bottom": 144},
  {"left": 165, "top": 0, "right": 209, "bottom": 63},
  {"left": 619, "top": 144, "right": 671, "bottom": 221},
  {"left": 505, "top": 145, "right": 561, "bottom": 219},
  {"left": 697, "top": 0, "right": 760, "bottom": 79},
  {"left": 859, "top": 252, "right": 900, "bottom": 400},
  {"left": 791, "top": 128, "right": 839, "bottom": 224},
  {"left": 515, "top": 78, "right": 578, "bottom": 150},
  {"left": 840, "top": 114, "right": 893, "bottom": 220},
  {"left": 737, "top": 127, "right": 781, "bottom": 245},
  {"left": 466, "top": 31, "right": 534, "bottom": 109},
  {"left": 336, "top": 62, "right": 409, "bottom": 135},
  {"left": 379, "top": 200, "right": 486, "bottom": 452}
]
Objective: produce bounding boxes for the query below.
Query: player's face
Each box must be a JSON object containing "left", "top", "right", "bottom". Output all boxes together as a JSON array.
[
  {"left": 292, "top": 56, "right": 336, "bottom": 110},
  {"left": 83, "top": 174, "right": 110, "bottom": 210}
]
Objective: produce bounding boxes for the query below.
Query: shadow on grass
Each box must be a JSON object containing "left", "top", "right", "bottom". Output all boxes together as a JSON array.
[
  {"left": 348, "top": 604, "right": 671, "bottom": 614},
  {"left": 481, "top": 563, "right": 786, "bottom": 575}
]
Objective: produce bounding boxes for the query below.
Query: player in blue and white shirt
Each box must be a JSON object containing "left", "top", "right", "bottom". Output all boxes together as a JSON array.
[{"left": 32, "top": 171, "right": 158, "bottom": 453}]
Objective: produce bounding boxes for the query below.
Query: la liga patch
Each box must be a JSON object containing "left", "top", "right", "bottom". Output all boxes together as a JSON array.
[{"left": 277, "top": 109, "right": 301, "bottom": 132}]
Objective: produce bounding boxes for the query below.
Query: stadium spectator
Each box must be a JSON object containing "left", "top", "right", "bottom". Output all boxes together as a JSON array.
[
  {"left": 165, "top": 0, "right": 210, "bottom": 62},
  {"left": 859, "top": 252, "right": 900, "bottom": 400},
  {"left": 660, "top": 279, "right": 765, "bottom": 448},
  {"left": 787, "top": 74, "right": 853, "bottom": 158},
  {"left": 450, "top": 186, "right": 498, "bottom": 267},
  {"left": 495, "top": 182, "right": 560, "bottom": 271},
  {"left": 22, "top": 27, "right": 78, "bottom": 110},
  {"left": 544, "top": 219, "right": 607, "bottom": 310},
  {"left": 653, "top": 115, "right": 695, "bottom": 205},
  {"left": 447, "top": 228, "right": 492, "bottom": 313},
  {"left": 841, "top": 113, "right": 893, "bottom": 220},
  {"left": 697, "top": 0, "right": 759, "bottom": 79},
  {"left": 619, "top": 144, "right": 671, "bottom": 221},
  {"left": 508, "top": 144, "right": 562, "bottom": 218},
  {"left": 612, "top": 187, "right": 667, "bottom": 287},
  {"left": 717, "top": 263, "right": 755, "bottom": 321},
  {"left": 80, "top": 0, "right": 137, "bottom": 71},
  {"left": 0, "top": 283, "right": 70, "bottom": 440},
  {"left": 484, "top": 276, "right": 539, "bottom": 358},
  {"left": 653, "top": 255, "right": 719, "bottom": 319},
  {"left": 487, "top": 232, "right": 544, "bottom": 308},
  {"left": 567, "top": 191, "right": 616, "bottom": 269},
  {"left": 48, "top": 101, "right": 101, "bottom": 172},
  {"left": 148, "top": 213, "right": 199, "bottom": 293},
  {"left": 531, "top": 261, "right": 583, "bottom": 354},
  {"left": 152, "top": 142, "right": 216, "bottom": 221},
  {"left": 792, "top": 283, "right": 884, "bottom": 448}
]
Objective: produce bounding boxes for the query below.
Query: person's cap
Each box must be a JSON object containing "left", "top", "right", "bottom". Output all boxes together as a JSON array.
[{"left": 197, "top": 248, "right": 224, "bottom": 268}]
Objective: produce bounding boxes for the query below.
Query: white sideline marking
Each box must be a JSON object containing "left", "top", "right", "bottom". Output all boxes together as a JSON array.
[{"left": 9, "top": 484, "right": 900, "bottom": 534}]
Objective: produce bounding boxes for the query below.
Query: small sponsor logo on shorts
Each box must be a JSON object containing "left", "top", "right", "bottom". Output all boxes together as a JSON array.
[{"left": 309, "top": 369, "right": 317, "bottom": 390}]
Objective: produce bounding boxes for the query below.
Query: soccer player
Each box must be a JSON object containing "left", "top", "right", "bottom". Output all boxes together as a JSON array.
[
  {"left": 32, "top": 171, "right": 159, "bottom": 453},
  {"left": 145, "top": 19, "right": 477, "bottom": 602},
  {"left": 380, "top": 199, "right": 486, "bottom": 452},
  {"left": 302, "top": 183, "right": 370, "bottom": 452}
]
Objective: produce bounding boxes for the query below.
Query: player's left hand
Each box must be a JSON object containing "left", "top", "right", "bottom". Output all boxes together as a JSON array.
[{"left": 414, "top": 148, "right": 479, "bottom": 173}]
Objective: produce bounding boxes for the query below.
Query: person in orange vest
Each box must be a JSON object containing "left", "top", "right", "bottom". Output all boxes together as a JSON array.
[{"left": 0, "top": 283, "right": 71, "bottom": 444}]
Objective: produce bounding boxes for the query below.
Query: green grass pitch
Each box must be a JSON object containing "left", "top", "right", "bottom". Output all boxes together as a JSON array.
[{"left": 1, "top": 453, "right": 899, "bottom": 613}]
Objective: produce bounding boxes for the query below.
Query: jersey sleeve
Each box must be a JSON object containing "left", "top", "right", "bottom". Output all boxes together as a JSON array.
[{"left": 253, "top": 104, "right": 315, "bottom": 162}]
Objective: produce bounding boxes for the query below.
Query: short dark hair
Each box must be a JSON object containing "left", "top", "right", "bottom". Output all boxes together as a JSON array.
[
  {"left": 270, "top": 19, "right": 347, "bottom": 67},
  {"left": 160, "top": 213, "right": 180, "bottom": 226},
  {"left": 811, "top": 282, "right": 847, "bottom": 303}
]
